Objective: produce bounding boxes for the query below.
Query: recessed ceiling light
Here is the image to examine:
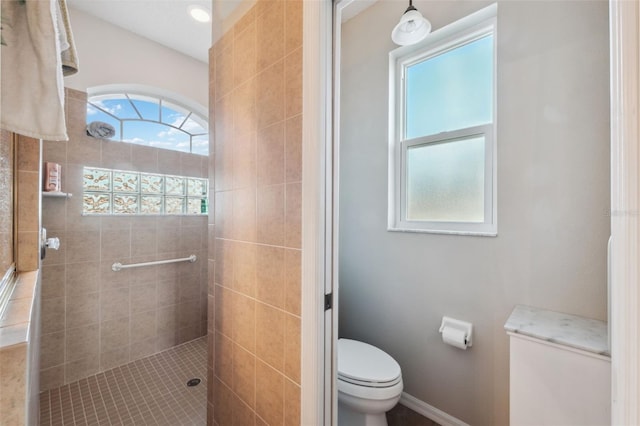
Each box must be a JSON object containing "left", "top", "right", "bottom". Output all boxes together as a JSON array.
[{"left": 188, "top": 5, "right": 211, "bottom": 23}]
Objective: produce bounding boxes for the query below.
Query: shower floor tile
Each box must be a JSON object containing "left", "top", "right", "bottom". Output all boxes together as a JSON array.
[{"left": 39, "top": 337, "right": 207, "bottom": 426}]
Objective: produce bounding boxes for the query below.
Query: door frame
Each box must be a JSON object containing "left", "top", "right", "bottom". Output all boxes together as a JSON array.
[
  {"left": 609, "top": 0, "right": 640, "bottom": 423},
  {"left": 301, "top": 0, "right": 335, "bottom": 424}
]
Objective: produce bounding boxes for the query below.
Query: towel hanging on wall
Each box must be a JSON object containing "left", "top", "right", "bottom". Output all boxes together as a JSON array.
[{"left": 0, "top": 0, "right": 78, "bottom": 140}]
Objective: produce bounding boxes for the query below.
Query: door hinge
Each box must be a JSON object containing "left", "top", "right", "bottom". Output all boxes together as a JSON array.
[{"left": 324, "top": 293, "right": 333, "bottom": 311}]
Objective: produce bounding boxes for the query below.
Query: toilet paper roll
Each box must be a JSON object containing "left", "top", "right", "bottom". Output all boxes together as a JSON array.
[{"left": 442, "top": 327, "right": 468, "bottom": 350}]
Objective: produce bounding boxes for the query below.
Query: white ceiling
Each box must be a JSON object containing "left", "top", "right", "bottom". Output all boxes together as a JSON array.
[{"left": 67, "top": 0, "right": 239, "bottom": 63}]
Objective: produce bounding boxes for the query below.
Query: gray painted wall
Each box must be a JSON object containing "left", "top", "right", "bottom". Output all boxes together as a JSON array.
[{"left": 338, "top": 1, "right": 610, "bottom": 425}]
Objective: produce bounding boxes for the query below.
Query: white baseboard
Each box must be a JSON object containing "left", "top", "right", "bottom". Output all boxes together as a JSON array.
[{"left": 399, "top": 392, "right": 470, "bottom": 426}]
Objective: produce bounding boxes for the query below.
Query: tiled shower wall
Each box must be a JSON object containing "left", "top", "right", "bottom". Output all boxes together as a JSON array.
[
  {"left": 208, "top": 0, "right": 303, "bottom": 424},
  {"left": 39, "top": 88, "right": 209, "bottom": 390}
]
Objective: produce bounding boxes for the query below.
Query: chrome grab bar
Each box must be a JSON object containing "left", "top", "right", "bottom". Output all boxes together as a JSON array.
[{"left": 112, "top": 254, "right": 197, "bottom": 272}]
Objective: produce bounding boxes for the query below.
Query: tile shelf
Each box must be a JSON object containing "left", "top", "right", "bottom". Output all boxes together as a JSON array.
[{"left": 42, "top": 192, "right": 72, "bottom": 199}]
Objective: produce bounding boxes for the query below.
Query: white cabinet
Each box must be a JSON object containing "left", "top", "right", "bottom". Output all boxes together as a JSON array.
[{"left": 508, "top": 333, "right": 610, "bottom": 425}]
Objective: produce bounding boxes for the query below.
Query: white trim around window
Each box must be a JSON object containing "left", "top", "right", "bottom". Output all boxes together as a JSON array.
[{"left": 388, "top": 3, "right": 498, "bottom": 236}]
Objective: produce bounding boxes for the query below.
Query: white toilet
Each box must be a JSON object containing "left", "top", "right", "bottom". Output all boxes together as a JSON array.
[{"left": 338, "top": 338, "right": 403, "bottom": 426}]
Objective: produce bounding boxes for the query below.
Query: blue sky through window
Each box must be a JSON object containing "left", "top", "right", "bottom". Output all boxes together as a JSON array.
[
  {"left": 406, "top": 34, "right": 493, "bottom": 139},
  {"left": 86, "top": 94, "right": 209, "bottom": 156}
]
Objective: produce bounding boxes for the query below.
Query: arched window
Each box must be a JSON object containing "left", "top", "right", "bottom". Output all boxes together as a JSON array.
[{"left": 85, "top": 86, "right": 209, "bottom": 156}]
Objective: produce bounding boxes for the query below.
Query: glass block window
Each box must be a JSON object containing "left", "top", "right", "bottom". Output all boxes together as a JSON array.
[
  {"left": 86, "top": 91, "right": 209, "bottom": 156},
  {"left": 83, "top": 167, "right": 208, "bottom": 215},
  {"left": 389, "top": 5, "right": 497, "bottom": 235}
]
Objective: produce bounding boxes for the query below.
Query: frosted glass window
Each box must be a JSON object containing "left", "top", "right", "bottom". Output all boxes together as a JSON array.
[
  {"left": 406, "top": 35, "right": 494, "bottom": 140},
  {"left": 406, "top": 136, "right": 485, "bottom": 222},
  {"left": 389, "top": 5, "right": 497, "bottom": 235},
  {"left": 82, "top": 167, "right": 207, "bottom": 216}
]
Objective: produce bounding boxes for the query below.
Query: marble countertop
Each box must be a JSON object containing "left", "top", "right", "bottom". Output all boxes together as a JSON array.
[{"left": 504, "top": 305, "right": 609, "bottom": 356}]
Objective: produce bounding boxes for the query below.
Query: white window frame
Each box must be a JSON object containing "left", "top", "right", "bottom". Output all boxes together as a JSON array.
[{"left": 388, "top": 4, "right": 498, "bottom": 236}]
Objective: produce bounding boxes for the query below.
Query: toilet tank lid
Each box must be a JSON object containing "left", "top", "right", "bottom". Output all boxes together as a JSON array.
[{"left": 338, "top": 339, "right": 401, "bottom": 384}]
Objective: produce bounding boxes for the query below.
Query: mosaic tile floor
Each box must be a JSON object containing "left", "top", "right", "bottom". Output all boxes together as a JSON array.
[{"left": 39, "top": 337, "right": 207, "bottom": 426}]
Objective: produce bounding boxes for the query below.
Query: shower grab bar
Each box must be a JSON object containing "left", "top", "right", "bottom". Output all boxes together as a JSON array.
[{"left": 112, "top": 254, "right": 197, "bottom": 272}]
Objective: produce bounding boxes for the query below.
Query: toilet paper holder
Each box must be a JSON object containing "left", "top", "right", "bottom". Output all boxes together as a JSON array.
[{"left": 439, "top": 316, "right": 473, "bottom": 348}]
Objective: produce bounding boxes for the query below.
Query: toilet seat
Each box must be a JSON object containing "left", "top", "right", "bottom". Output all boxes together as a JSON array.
[{"left": 338, "top": 339, "right": 402, "bottom": 388}]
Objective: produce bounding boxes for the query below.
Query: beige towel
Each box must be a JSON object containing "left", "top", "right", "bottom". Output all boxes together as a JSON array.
[
  {"left": 57, "top": 0, "right": 78, "bottom": 76},
  {"left": 0, "top": 0, "right": 68, "bottom": 140}
]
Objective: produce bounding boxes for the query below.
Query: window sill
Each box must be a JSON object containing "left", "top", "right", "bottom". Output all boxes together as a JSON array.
[
  {"left": 0, "top": 270, "right": 39, "bottom": 350},
  {"left": 387, "top": 226, "right": 498, "bottom": 237}
]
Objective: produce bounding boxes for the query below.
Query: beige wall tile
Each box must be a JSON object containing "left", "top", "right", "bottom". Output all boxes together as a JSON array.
[
  {"left": 285, "top": 0, "right": 303, "bottom": 54},
  {"left": 179, "top": 273, "right": 200, "bottom": 302},
  {"left": 64, "top": 357, "right": 99, "bottom": 383},
  {"left": 257, "top": 184, "right": 285, "bottom": 246},
  {"left": 284, "top": 378, "right": 301, "bottom": 426},
  {"left": 234, "top": 242, "right": 256, "bottom": 297},
  {"left": 285, "top": 47, "right": 303, "bottom": 119},
  {"left": 215, "top": 46, "right": 235, "bottom": 101},
  {"left": 232, "top": 292, "right": 255, "bottom": 352},
  {"left": 101, "top": 140, "right": 132, "bottom": 170},
  {"left": 157, "top": 279, "right": 179, "bottom": 308},
  {"left": 17, "top": 231, "right": 39, "bottom": 272},
  {"left": 42, "top": 139, "right": 67, "bottom": 166},
  {"left": 100, "top": 228, "right": 131, "bottom": 262},
  {"left": 215, "top": 239, "right": 234, "bottom": 288},
  {"left": 65, "top": 261, "right": 98, "bottom": 294},
  {"left": 130, "top": 310, "right": 157, "bottom": 342},
  {"left": 100, "top": 317, "right": 130, "bottom": 349},
  {"left": 67, "top": 137, "right": 100, "bottom": 166},
  {"left": 284, "top": 314, "right": 301, "bottom": 384},
  {"left": 41, "top": 296, "right": 65, "bottom": 334},
  {"left": 234, "top": 78, "right": 258, "bottom": 138},
  {"left": 41, "top": 264, "right": 66, "bottom": 299},
  {"left": 232, "top": 343, "right": 255, "bottom": 410},
  {"left": 41, "top": 198, "right": 66, "bottom": 231},
  {"left": 180, "top": 153, "right": 204, "bottom": 177},
  {"left": 233, "top": 393, "right": 256, "bottom": 425},
  {"left": 66, "top": 231, "right": 100, "bottom": 263},
  {"left": 130, "top": 337, "right": 156, "bottom": 360},
  {"left": 256, "top": 303, "right": 285, "bottom": 371},
  {"left": 257, "top": 122, "right": 285, "bottom": 186},
  {"left": 256, "top": 61, "right": 285, "bottom": 130},
  {"left": 233, "top": 131, "right": 257, "bottom": 191},
  {"left": 214, "top": 191, "right": 233, "bottom": 239},
  {"left": 215, "top": 332, "right": 233, "bottom": 387},
  {"left": 0, "top": 344, "right": 27, "bottom": 425},
  {"left": 66, "top": 292, "right": 99, "bottom": 328},
  {"left": 256, "top": 245, "right": 285, "bottom": 308},
  {"left": 255, "top": 360, "right": 284, "bottom": 426},
  {"left": 157, "top": 149, "right": 182, "bottom": 175},
  {"left": 179, "top": 300, "right": 200, "bottom": 328},
  {"left": 131, "top": 145, "right": 159, "bottom": 173},
  {"left": 256, "top": 1, "right": 284, "bottom": 70},
  {"left": 232, "top": 188, "right": 257, "bottom": 242},
  {"left": 234, "top": 26, "right": 257, "bottom": 92},
  {"left": 66, "top": 324, "right": 99, "bottom": 362},
  {"left": 41, "top": 331, "right": 65, "bottom": 369},
  {"left": 213, "top": 377, "right": 233, "bottom": 426},
  {"left": 40, "top": 365, "right": 65, "bottom": 391},
  {"left": 131, "top": 228, "right": 157, "bottom": 258},
  {"left": 99, "top": 346, "right": 129, "bottom": 371},
  {"left": 285, "top": 182, "right": 302, "bottom": 248},
  {"left": 17, "top": 171, "right": 39, "bottom": 232},
  {"left": 285, "top": 115, "right": 302, "bottom": 183},
  {"left": 100, "top": 287, "right": 130, "bottom": 322},
  {"left": 284, "top": 249, "right": 301, "bottom": 316},
  {"left": 131, "top": 282, "right": 157, "bottom": 314}
]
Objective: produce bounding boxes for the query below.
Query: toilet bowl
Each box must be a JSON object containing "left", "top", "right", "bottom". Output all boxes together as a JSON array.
[{"left": 338, "top": 339, "right": 403, "bottom": 426}]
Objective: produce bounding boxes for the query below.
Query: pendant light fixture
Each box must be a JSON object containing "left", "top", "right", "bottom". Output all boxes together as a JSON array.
[{"left": 391, "top": 0, "right": 432, "bottom": 46}]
